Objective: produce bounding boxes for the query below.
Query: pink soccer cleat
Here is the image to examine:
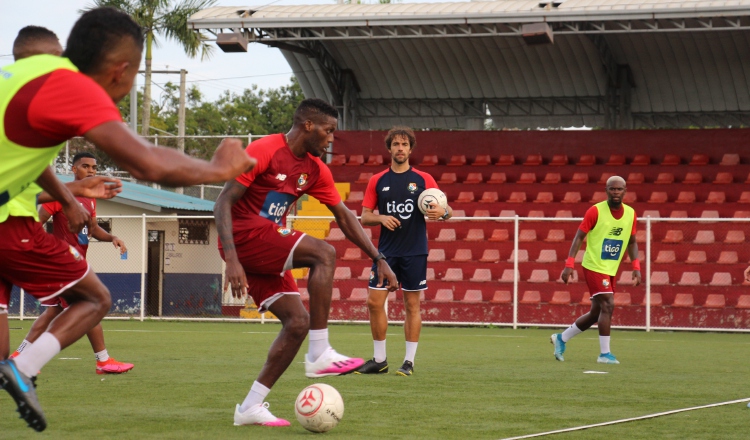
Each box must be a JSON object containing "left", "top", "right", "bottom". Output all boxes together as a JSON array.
[
  {"left": 304, "top": 347, "right": 365, "bottom": 378},
  {"left": 96, "top": 358, "right": 134, "bottom": 375},
  {"left": 234, "top": 403, "right": 290, "bottom": 427}
]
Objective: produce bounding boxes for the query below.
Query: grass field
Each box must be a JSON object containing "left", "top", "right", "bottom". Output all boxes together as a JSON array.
[{"left": 1, "top": 320, "right": 749, "bottom": 439}]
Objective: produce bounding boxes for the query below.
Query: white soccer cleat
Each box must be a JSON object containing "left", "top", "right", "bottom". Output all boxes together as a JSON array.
[
  {"left": 233, "top": 403, "right": 290, "bottom": 427},
  {"left": 304, "top": 347, "right": 365, "bottom": 378}
]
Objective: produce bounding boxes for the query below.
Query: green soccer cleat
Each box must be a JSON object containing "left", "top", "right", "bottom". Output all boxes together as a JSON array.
[
  {"left": 354, "top": 358, "right": 389, "bottom": 374},
  {"left": 597, "top": 352, "right": 620, "bottom": 364},
  {"left": 550, "top": 333, "right": 566, "bottom": 361},
  {"left": 0, "top": 359, "right": 47, "bottom": 432},
  {"left": 396, "top": 360, "right": 414, "bottom": 377}
]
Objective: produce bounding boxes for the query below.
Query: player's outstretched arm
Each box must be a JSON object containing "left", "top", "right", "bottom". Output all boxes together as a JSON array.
[
  {"left": 329, "top": 202, "right": 398, "bottom": 291},
  {"left": 561, "top": 229, "right": 587, "bottom": 284},
  {"left": 84, "top": 122, "right": 255, "bottom": 186},
  {"left": 35, "top": 167, "right": 91, "bottom": 233},
  {"left": 37, "top": 176, "right": 123, "bottom": 203},
  {"left": 215, "top": 181, "right": 250, "bottom": 298}
]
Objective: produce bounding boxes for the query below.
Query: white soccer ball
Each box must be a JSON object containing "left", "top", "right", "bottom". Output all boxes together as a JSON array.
[
  {"left": 295, "top": 383, "right": 344, "bottom": 433},
  {"left": 417, "top": 188, "right": 448, "bottom": 215}
]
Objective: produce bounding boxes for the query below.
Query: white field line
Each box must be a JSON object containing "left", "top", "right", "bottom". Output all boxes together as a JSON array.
[{"left": 498, "top": 398, "right": 750, "bottom": 440}]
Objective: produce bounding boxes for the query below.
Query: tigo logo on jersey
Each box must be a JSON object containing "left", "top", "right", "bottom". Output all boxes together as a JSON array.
[
  {"left": 297, "top": 174, "right": 308, "bottom": 188},
  {"left": 260, "top": 191, "right": 296, "bottom": 225},
  {"left": 277, "top": 227, "right": 292, "bottom": 236},
  {"left": 386, "top": 199, "right": 414, "bottom": 220},
  {"left": 600, "top": 238, "right": 623, "bottom": 260},
  {"left": 408, "top": 183, "right": 417, "bottom": 193}
]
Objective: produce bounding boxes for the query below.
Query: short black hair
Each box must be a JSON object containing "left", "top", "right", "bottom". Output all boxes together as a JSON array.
[
  {"left": 72, "top": 151, "right": 96, "bottom": 165},
  {"left": 64, "top": 7, "right": 144, "bottom": 74},
  {"left": 13, "top": 26, "right": 59, "bottom": 61},
  {"left": 293, "top": 98, "right": 338, "bottom": 125}
]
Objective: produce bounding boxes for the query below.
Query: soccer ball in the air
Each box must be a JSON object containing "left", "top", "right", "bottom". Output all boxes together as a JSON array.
[
  {"left": 295, "top": 383, "right": 344, "bottom": 433},
  {"left": 417, "top": 188, "right": 448, "bottom": 215}
]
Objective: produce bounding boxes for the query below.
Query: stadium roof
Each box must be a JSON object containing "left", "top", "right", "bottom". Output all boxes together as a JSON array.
[
  {"left": 57, "top": 175, "right": 214, "bottom": 212},
  {"left": 189, "top": 1, "right": 750, "bottom": 130}
]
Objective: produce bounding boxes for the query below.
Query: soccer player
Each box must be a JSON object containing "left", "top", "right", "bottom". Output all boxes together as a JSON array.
[
  {"left": 0, "top": 9, "right": 252, "bottom": 431},
  {"left": 11, "top": 152, "right": 134, "bottom": 375},
  {"left": 214, "top": 98, "right": 398, "bottom": 427},
  {"left": 355, "top": 126, "right": 452, "bottom": 377},
  {"left": 552, "top": 176, "right": 641, "bottom": 365}
]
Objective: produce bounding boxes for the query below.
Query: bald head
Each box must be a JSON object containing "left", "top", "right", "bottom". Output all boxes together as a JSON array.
[
  {"left": 606, "top": 175, "right": 626, "bottom": 188},
  {"left": 13, "top": 26, "right": 62, "bottom": 61}
]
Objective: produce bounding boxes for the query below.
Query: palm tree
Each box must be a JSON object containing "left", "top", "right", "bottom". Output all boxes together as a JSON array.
[{"left": 84, "top": 0, "right": 217, "bottom": 136}]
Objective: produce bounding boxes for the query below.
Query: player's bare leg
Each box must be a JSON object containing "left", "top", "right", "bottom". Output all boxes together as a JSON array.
[
  {"left": 356, "top": 289, "right": 389, "bottom": 374},
  {"left": 0, "top": 310, "right": 9, "bottom": 360},
  {"left": 398, "top": 290, "right": 421, "bottom": 376}
]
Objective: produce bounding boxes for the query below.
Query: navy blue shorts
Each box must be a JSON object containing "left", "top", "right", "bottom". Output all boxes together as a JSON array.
[{"left": 368, "top": 255, "right": 428, "bottom": 291}]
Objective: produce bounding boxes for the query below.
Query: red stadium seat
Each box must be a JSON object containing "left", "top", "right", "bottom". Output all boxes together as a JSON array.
[
  {"left": 618, "top": 271, "right": 636, "bottom": 286},
  {"left": 614, "top": 292, "right": 632, "bottom": 306},
  {"left": 435, "top": 229, "right": 456, "bottom": 242},
  {"left": 326, "top": 228, "right": 345, "bottom": 241},
  {"left": 605, "top": 155, "right": 626, "bottom": 166},
  {"left": 498, "top": 269, "right": 517, "bottom": 283},
  {"left": 450, "top": 209, "right": 466, "bottom": 218},
  {"left": 498, "top": 210, "right": 517, "bottom": 219},
  {"left": 507, "top": 192, "right": 527, "bottom": 203},
  {"left": 736, "top": 295, "right": 750, "bottom": 309},
  {"left": 438, "top": 173, "right": 457, "bottom": 184},
  {"left": 555, "top": 210, "right": 573, "bottom": 218},
  {"left": 464, "top": 172, "right": 483, "bottom": 184},
  {"left": 577, "top": 155, "right": 596, "bottom": 166},
  {"left": 495, "top": 155, "right": 515, "bottom": 166},
  {"left": 299, "top": 288, "right": 309, "bottom": 301},
  {"left": 724, "top": 231, "right": 745, "bottom": 244},
  {"left": 706, "top": 192, "right": 726, "bottom": 204},
  {"left": 662, "top": 230, "right": 684, "bottom": 243},
  {"left": 626, "top": 172, "right": 645, "bottom": 184},
  {"left": 669, "top": 210, "right": 688, "bottom": 220},
  {"left": 739, "top": 192, "right": 750, "bottom": 204},
  {"left": 452, "top": 249, "right": 472, "bottom": 262},
  {"left": 550, "top": 291, "right": 571, "bottom": 305},
  {"left": 517, "top": 173, "right": 537, "bottom": 184},
  {"left": 661, "top": 154, "right": 681, "bottom": 166},
  {"left": 623, "top": 192, "right": 637, "bottom": 204},
  {"left": 518, "top": 230, "right": 537, "bottom": 242},
  {"left": 479, "top": 249, "right": 501, "bottom": 263},
  {"left": 655, "top": 173, "right": 675, "bottom": 184},
  {"left": 472, "top": 154, "right": 492, "bottom": 166},
  {"left": 549, "top": 155, "right": 568, "bottom": 166},
  {"left": 507, "top": 249, "right": 529, "bottom": 263},
  {"left": 488, "top": 172, "right": 507, "bottom": 184},
  {"left": 357, "top": 267, "right": 371, "bottom": 281},
  {"left": 570, "top": 172, "right": 589, "bottom": 184},
  {"left": 470, "top": 269, "right": 492, "bottom": 282},
  {"left": 580, "top": 294, "right": 592, "bottom": 306},
  {"left": 441, "top": 268, "right": 463, "bottom": 281},
  {"left": 462, "top": 290, "right": 484, "bottom": 303},
  {"left": 342, "top": 248, "right": 362, "bottom": 261},
  {"left": 733, "top": 211, "right": 750, "bottom": 218},
  {"left": 678, "top": 272, "right": 701, "bottom": 286},
  {"left": 536, "top": 250, "right": 557, "bottom": 263},
  {"left": 347, "top": 191, "right": 364, "bottom": 203},
  {"left": 426, "top": 268, "right": 435, "bottom": 281},
  {"left": 348, "top": 288, "right": 368, "bottom": 301},
  {"left": 642, "top": 210, "right": 660, "bottom": 218},
  {"left": 717, "top": 251, "right": 738, "bottom": 264},
  {"left": 675, "top": 191, "right": 696, "bottom": 204},
  {"left": 654, "top": 250, "right": 676, "bottom": 264},
  {"left": 719, "top": 153, "right": 740, "bottom": 166},
  {"left": 688, "top": 154, "right": 710, "bottom": 166},
  {"left": 523, "top": 154, "right": 543, "bottom": 166},
  {"left": 329, "top": 154, "right": 346, "bottom": 166},
  {"left": 544, "top": 229, "right": 565, "bottom": 243},
  {"left": 682, "top": 172, "right": 703, "bottom": 184},
  {"left": 712, "top": 172, "right": 733, "bottom": 184},
  {"left": 520, "top": 291, "right": 541, "bottom": 304},
  {"left": 648, "top": 192, "right": 668, "bottom": 203},
  {"left": 650, "top": 272, "right": 670, "bottom": 286},
  {"left": 631, "top": 155, "right": 650, "bottom": 166},
  {"left": 455, "top": 192, "right": 475, "bottom": 203},
  {"left": 355, "top": 172, "right": 373, "bottom": 184},
  {"left": 541, "top": 173, "right": 561, "bottom": 184},
  {"left": 334, "top": 267, "right": 351, "bottom": 280},
  {"left": 427, "top": 249, "right": 446, "bottom": 262},
  {"left": 672, "top": 293, "right": 694, "bottom": 307},
  {"left": 433, "top": 289, "right": 454, "bottom": 302},
  {"left": 365, "top": 155, "right": 383, "bottom": 166},
  {"left": 590, "top": 192, "right": 606, "bottom": 203},
  {"left": 685, "top": 251, "right": 707, "bottom": 264},
  {"left": 598, "top": 172, "right": 614, "bottom": 184},
  {"left": 489, "top": 229, "right": 509, "bottom": 242},
  {"left": 704, "top": 294, "right": 726, "bottom": 308},
  {"left": 643, "top": 293, "right": 663, "bottom": 307},
  {"left": 464, "top": 229, "right": 485, "bottom": 242},
  {"left": 693, "top": 230, "right": 715, "bottom": 244},
  {"left": 526, "top": 210, "right": 543, "bottom": 221},
  {"left": 480, "top": 191, "right": 499, "bottom": 203},
  {"left": 419, "top": 155, "right": 438, "bottom": 166},
  {"left": 472, "top": 209, "right": 491, "bottom": 219},
  {"left": 709, "top": 272, "right": 732, "bottom": 286},
  {"left": 347, "top": 155, "right": 364, "bottom": 166},
  {"left": 635, "top": 230, "right": 650, "bottom": 243},
  {"left": 448, "top": 155, "right": 467, "bottom": 166},
  {"left": 533, "top": 192, "right": 554, "bottom": 203},
  {"left": 491, "top": 290, "right": 512, "bottom": 303}
]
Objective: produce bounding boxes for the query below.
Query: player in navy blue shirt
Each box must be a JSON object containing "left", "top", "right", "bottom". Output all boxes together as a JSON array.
[{"left": 356, "top": 126, "right": 452, "bottom": 376}]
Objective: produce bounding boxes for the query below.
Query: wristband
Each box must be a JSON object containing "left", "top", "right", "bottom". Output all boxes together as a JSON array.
[
  {"left": 632, "top": 259, "right": 641, "bottom": 271},
  {"left": 565, "top": 257, "right": 575, "bottom": 268},
  {"left": 373, "top": 253, "right": 386, "bottom": 264}
]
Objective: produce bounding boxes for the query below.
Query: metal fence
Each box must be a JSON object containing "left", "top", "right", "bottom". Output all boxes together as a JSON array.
[{"left": 7, "top": 215, "right": 750, "bottom": 332}]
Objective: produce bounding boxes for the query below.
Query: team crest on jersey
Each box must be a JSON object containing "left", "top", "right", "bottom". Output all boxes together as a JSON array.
[
  {"left": 68, "top": 246, "right": 82, "bottom": 261},
  {"left": 408, "top": 182, "right": 417, "bottom": 193},
  {"left": 297, "top": 174, "right": 309, "bottom": 188},
  {"left": 369, "top": 271, "right": 375, "bottom": 281},
  {"left": 277, "top": 227, "right": 292, "bottom": 237},
  {"left": 602, "top": 279, "right": 610, "bottom": 288}
]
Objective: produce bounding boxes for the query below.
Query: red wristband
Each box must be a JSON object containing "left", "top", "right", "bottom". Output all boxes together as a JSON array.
[
  {"left": 565, "top": 257, "right": 575, "bottom": 268},
  {"left": 632, "top": 259, "right": 641, "bottom": 271}
]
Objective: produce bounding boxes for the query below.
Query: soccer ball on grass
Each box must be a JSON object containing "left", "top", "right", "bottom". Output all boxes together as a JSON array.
[{"left": 295, "top": 383, "right": 344, "bottom": 433}]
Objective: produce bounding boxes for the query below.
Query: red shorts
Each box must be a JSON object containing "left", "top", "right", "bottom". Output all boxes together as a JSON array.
[
  {"left": 246, "top": 272, "right": 299, "bottom": 312},
  {"left": 0, "top": 217, "right": 89, "bottom": 305},
  {"left": 582, "top": 267, "right": 617, "bottom": 297}
]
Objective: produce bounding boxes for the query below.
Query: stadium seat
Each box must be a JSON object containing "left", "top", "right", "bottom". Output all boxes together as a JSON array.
[
  {"left": 426, "top": 268, "right": 435, "bottom": 281},
  {"left": 347, "top": 155, "right": 364, "bottom": 166},
  {"left": 544, "top": 229, "right": 565, "bottom": 243},
  {"left": 709, "top": 272, "right": 732, "bottom": 286},
  {"left": 533, "top": 192, "right": 554, "bottom": 203},
  {"left": 635, "top": 230, "right": 650, "bottom": 243},
  {"left": 672, "top": 293, "right": 694, "bottom": 307},
  {"left": 470, "top": 269, "right": 492, "bottom": 282},
  {"left": 733, "top": 211, "right": 750, "bottom": 218},
  {"left": 419, "top": 155, "right": 438, "bottom": 166},
  {"left": 605, "top": 155, "right": 626, "bottom": 166},
  {"left": 618, "top": 271, "right": 636, "bottom": 286},
  {"left": 569, "top": 172, "right": 589, "bottom": 184},
  {"left": 342, "top": 248, "right": 362, "bottom": 260},
  {"left": 686, "top": 251, "right": 707, "bottom": 264},
  {"left": 688, "top": 154, "right": 710, "bottom": 166},
  {"left": 528, "top": 270, "right": 549, "bottom": 283},
  {"left": 448, "top": 155, "right": 467, "bottom": 166},
  {"left": 450, "top": 209, "right": 466, "bottom": 218},
  {"left": 462, "top": 290, "right": 483, "bottom": 303},
  {"left": 704, "top": 294, "right": 726, "bottom": 308},
  {"left": 555, "top": 210, "right": 573, "bottom": 218},
  {"left": 590, "top": 192, "right": 606, "bottom": 203},
  {"left": 299, "top": 288, "right": 310, "bottom": 301},
  {"left": 549, "top": 155, "right": 568, "bottom": 166},
  {"left": 542, "top": 173, "right": 561, "bottom": 184},
  {"left": 480, "top": 191, "right": 499, "bottom": 203},
  {"left": 550, "top": 291, "right": 571, "bottom": 305},
  {"left": 626, "top": 172, "right": 645, "bottom": 184},
  {"left": 719, "top": 153, "right": 740, "bottom": 166},
  {"left": 433, "top": 289, "right": 454, "bottom": 302},
  {"left": 435, "top": 229, "right": 456, "bottom": 242},
  {"left": 428, "top": 248, "right": 446, "bottom": 262},
  {"left": 580, "top": 294, "right": 592, "bottom": 306},
  {"left": 574, "top": 250, "right": 584, "bottom": 264},
  {"left": 334, "top": 267, "right": 351, "bottom": 280},
  {"left": 614, "top": 292, "right": 632, "bottom": 306},
  {"left": 717, "top": 251, "right": 738, "bottom": 264},
  {"left": 355, "top": 172, "right": 373, "bottom": 184},
  {"left": 739, "top": 192, "right": 750, "bottom": 204},
  {"left": 326, "top": 228, "right": 345, "bottom": 241},
  {"left": 577, "top": 155, "right": 596, "bottom": 166},
  {"left": 452, "top": 249, "right": 472, "bottom": 262},
  {"left": 520, "top": 291, "right": 541, "bottom": 304},
  {"left": 736, "top": 295, "right": 750, "bottom": 309},
  {"left": 498, "top": 270, "right": 518, "bottom": 283},
  {"left": 675, "top": 191, "right": 696, "bottom": 204},
  {"left": 662, "top": 230, "right": 684, "bottom": 243},
  {"left": 464, "top": 229, "right": 485, "bottom": 242},
  {"left": 498, "top": 209, "right": 517, "bottom": 219},
  {"left": 438, "top": 173, "right": 457, "bottom": 184},
  {"left": 642, "top": 210, "right": 660, "bottom": 218},
  {"left": 479, "top": 249, "right": 500, "bottom": 263},
  {"left": 682, "top": 172, "right": 703, "bottom": 184},
  {"left": 491, "top": 290, "right": 512, "bottom": 303},
  {"left": 705, "top": 192, "right": 726, "bottom": 204},
  {"left": 347, "top": 191, "right": 364, "bottom": 203},
  {"left": 523, "top": 154, "right": 543, "bottom": 166},
  {"left": 598, "top": 173, "right": 614, "bottom": 184},
  {"left": 357, "top": 267, "right": 371, "bottom": 281},
  {"left": 464, "top": 172, "right": 483, "bottom": 184},
  {"left": 702, "top": 209, "right": 720, "bottom": 220},
  {"left": 348, "top": 288, "right": 368, "bottom": 301},
  {"left": 489, "top": 229, "right": 509, "bottom": 242},
  {"left": 488, "top": 172, "right": 507, "bottom": 184},
  {"left": 724, "top": 230, "right": 745, "bottom": 244},
  {"left": 517, "top": 173, "right": 537, "bottom": 184},
  {"left": 441, "top": 268, "right": 463, "bottom": 281},
  {"left": 693, "top": 230, "right": 715, "bottom": 244},
  {"left": 650, "top": 271, "right": 670, "bottom": 285},
  {"left": 455, "top": 191, "right": 475, "bottom": 203},
  {"left": 678, "top": 272, "right": 701, "bottom": 286},
  {"left": 495, "top": 155, "right": 515, "bottom": 166},
  {"left": 654, "top": 250, "right": 676, "bottom": 264},
  {"left": 642, "top": 293, "right": 663, "bottom": 307},
  {"left": 654, "top": 173, "right": 675, "bottom": 184},
  {"left": 365, "top": 155, "right": 383, "bottom": 166},
  {"left": 561, "top": 192, "right": 581, "bottom": 204},
  {"left": 519, "top": 230, "right": 537, "bottom": 242},
  {"left": 507, "top": 192, "right": 527, "bottom": 203},
  {"left": 661, "top": 154, "right": 681, "bottom": 166},
  {"left": 472, "top": 209, "right": 491, "bottom": 219},
  {"left": 507, "top": 250, "right": 529, "bottom": 263},
  {"left": 712, "top": 172, "right": 733, "bottom": 184},
  {"left": 329, "top": 154, "right": 347, "bottom": 166},
  {"left": 648, "top": 192, "right": 669, "bottom": 203},
  {"left": 631, "top": 155, "right": 650, "bottom": 166},
  {"left": 472, "top": 154, "right": 492, "bottom": 166},
  {"left": 536, "top": 250, "right": 557, "bottom": 263},
  {"left": 623, "top": 192, "right": 637, "bottom": 204},
  {"left": 669, "top": 211, "right": 688, "bottom": 220}
]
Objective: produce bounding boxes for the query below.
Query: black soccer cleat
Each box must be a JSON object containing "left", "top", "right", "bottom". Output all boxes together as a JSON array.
[
  {"left": 354, "top": 358, "right": 389, "bottom": 374},
  {"left": 0, "top": 359, "right": 47, "bottom": 432},
  {"left": 396, "top": 360, "right": 414, "bottom": 377}
]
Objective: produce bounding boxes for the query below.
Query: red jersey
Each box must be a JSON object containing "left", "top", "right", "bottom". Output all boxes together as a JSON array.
[
  {"left": 227, "top": 133, "right": 341, "bottom": 234},
  {"left": 41, "top": 196, "right": 96, "bottom": 257},
  {"left": 579, "top": 204, "right": 637, "bottom": 236}
]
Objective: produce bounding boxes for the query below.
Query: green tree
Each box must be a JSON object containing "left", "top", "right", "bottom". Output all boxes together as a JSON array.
[{"left": 84, "top": 0, "right": 217, "bottom": 136}]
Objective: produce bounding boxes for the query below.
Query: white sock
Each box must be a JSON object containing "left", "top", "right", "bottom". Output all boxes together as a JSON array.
[
  {"left": 600, "top": 336, "right": 611, "bottom": 354},
  {"left": 240, "top": 381, "right": 270, "bottom": 412},
  {"left": 404, "top": 341, "right": 418, "bottom": 364},
  {"left": 373, "top": 339, "right": 386, "bottom": 363},
  {"left": 13, "top": 332, "right": 61, "bottom": 377},
  {"left": 308, "top": 328, "right": 330, "bottom": 361},
  {"left": 561, "top": 323, "right": 582, "bottom": 342},
  {"left": 16, "top": 339, "right": 31, "bottom": 354},
  {"left": 95, "top": 349, "right": 109, "bottom": 362}
]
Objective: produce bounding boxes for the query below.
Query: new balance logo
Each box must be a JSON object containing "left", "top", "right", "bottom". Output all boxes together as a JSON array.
[
  {"left": 382, "top": 187, "right": 390, "bottom": 191},
  {"left": 275, "top": 174, "right": 287, "bottom": 181},
  {"left": 609, "top": 227, "right": 624, "bottom": 236},
  {"left": 419, "top": 280, "right": 427, "bottom": 285}
]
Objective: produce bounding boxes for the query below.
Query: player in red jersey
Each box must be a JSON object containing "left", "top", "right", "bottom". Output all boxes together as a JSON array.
[
  {"left": 11, "top": 152, "right": 133, "bottom": 375},
  {"left": 215, "top": 98, "right": 398, "bottom": 427}
]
